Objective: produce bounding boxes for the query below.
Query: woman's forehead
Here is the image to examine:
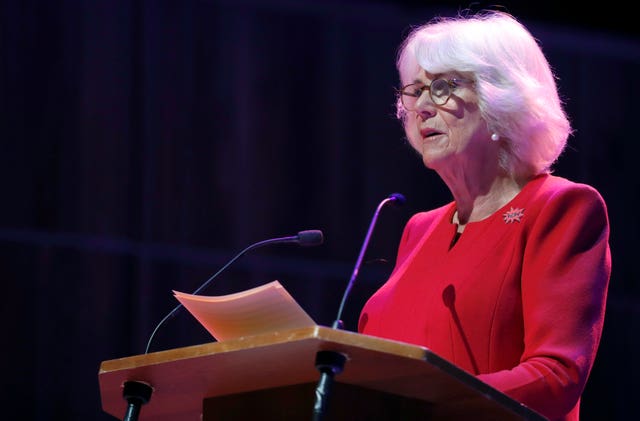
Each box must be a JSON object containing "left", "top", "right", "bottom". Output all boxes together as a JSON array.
[{"left": 406, "top": 68, "right": 465, "bottom": 83}]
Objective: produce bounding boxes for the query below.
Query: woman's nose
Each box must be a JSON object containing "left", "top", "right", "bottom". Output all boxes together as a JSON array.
[{"left": 415, "top": 92, "right": 437, "bottom": 119}]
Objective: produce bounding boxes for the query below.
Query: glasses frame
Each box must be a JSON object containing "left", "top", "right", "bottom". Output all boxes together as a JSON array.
[{"left": 397, "top": 77, "right": 474, "bottom": 110}]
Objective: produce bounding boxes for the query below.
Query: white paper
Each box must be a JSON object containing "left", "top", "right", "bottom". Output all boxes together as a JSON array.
[{"left": 173, "top": 281, "right": 316, "bottom": 341}]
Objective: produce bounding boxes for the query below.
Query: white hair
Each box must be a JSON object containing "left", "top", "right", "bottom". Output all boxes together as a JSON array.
[{"left": 396, "top": 11, "right": 572, "bottom": 178}]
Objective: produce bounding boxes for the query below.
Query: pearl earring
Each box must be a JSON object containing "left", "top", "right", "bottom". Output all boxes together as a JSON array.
[{"left": 491, "top": 133, "right": 500, "bottom": 141}]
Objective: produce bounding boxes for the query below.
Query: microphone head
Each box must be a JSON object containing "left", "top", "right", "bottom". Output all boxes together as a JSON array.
[
  {"left": 296, "top": 230, "right": 324, "bottom": 247},
  {"left": 388, "top": 193, "right": 406, "bottom": 206}
]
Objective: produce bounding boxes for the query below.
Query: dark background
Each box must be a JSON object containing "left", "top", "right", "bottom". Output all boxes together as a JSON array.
[{"left": 1, "top": 0, "right": 638, "bottom": 419}]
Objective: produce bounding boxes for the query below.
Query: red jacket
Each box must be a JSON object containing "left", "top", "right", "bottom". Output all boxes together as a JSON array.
[{"left": 359, "top": 174, "right": 611, "bottom": 421}]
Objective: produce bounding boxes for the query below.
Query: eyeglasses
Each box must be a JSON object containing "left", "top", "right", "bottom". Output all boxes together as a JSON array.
[{"left": 397, "top": 78, "right": 473, "bottom": 109}]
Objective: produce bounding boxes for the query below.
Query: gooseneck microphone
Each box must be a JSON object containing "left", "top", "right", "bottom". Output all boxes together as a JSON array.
[
  {"left": 313, "top": 193, "right": 405, "bottom": 421},
  {"left": 331, "top": 193, "right": 405, "bottom": 329},
  {"left": 144, "top": 229, "right": 324, "bottom": 354}
]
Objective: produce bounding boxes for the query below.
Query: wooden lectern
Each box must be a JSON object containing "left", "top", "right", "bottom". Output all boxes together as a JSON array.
[{"left": 99, "top": 326, "right": 547, "bottom": 420}]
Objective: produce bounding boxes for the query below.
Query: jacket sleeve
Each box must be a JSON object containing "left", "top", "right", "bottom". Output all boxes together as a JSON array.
[{"left": 477, "top": 183, "right": 611, "bottom": 419}]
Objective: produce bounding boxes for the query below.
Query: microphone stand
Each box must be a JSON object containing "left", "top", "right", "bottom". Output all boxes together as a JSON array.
[
  {"left": 122, "top": 381, "right": 153, "bottom": 421},
  {"left": 312, "top": 194, "right": 404, "bottom": 421},
  {"left": 126, "top": 230, "right": 323, "bottom": 420},
  {"left": 144, "top": 231, "right": 323, "bottom": 354},
  {"left": 312, "top": 351, "right": 347, "bottom": 421}
]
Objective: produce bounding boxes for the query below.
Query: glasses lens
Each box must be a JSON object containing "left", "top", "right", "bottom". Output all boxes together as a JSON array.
[{"left": 429, "top": 79, "right": 450, "bottom": 105}]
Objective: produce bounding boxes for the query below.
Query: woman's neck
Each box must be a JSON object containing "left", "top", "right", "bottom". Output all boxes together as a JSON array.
[{"left": 450, "top": 174, "right": 527, "bottom": 228}]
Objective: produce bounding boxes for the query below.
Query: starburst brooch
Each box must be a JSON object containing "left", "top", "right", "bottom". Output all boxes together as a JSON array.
[{"left": 503, "top": 207, "right": 525, "bottom": 224}]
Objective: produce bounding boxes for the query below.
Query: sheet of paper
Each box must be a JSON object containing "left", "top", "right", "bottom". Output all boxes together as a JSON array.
[{"left": 173, "top": 280, "right": 316, "bottom": 342}]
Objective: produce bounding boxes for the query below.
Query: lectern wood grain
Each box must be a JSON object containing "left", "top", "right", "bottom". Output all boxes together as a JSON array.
[{"left": 99, "top": 326, "right": 545, "bottom": 420}]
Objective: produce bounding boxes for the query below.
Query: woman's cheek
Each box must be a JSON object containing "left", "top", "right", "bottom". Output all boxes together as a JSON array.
[{"left": 405, "top": 124, "right": 423, "bottom": 154}]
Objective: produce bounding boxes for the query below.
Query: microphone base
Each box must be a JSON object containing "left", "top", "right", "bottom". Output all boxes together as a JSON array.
[
  {"left": 312, "top": 350, "right": 347, "bottom": 421},
  {"left": 122, "top": 380, "right": 153, "bottom": 421},
  {"left": 331, "top": 319, "right": 344, "bottom": 329}
]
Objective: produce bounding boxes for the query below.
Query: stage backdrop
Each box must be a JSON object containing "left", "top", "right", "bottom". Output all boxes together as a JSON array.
[{"left": 1, "top": 1, "right": 638, "bottom": 420}]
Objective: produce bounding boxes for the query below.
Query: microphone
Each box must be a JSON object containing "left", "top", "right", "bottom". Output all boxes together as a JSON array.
[
  {"left": 311, "top": 194, "right": 404, "bottom": 421},
  {"left": 331, "top": 193, "right": 405, "bottom": 329},
  {"left": 144, "top": 229, "right": 324, "bottom": 353}
]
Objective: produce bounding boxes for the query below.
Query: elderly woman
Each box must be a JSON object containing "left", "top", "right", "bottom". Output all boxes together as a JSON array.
[{"left": 358, "top": 11, "right": 611, "bottom": 421}]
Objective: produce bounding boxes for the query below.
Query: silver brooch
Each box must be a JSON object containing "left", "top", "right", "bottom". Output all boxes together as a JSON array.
[{"left": 503, "top": 207, "right": 525, "bottom": 223}]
